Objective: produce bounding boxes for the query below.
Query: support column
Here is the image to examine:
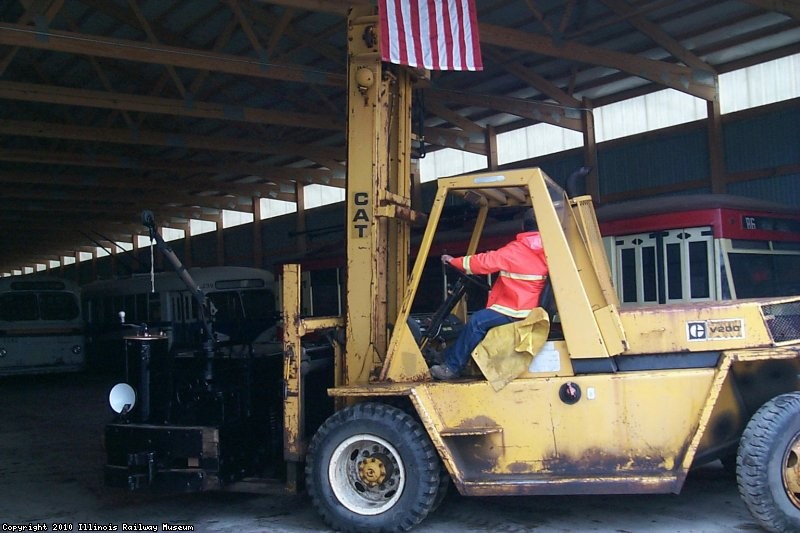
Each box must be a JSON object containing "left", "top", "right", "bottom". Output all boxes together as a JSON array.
[
  {"left": 110, "top": 245, "right": 117, "bottom": 277},
  {"left": 74, "top": 251, "right": 81, "bottom": 284},
  {"left": 582, "top": 97, "right": 599, "bottom": 199},
  {"left": 182, "top": 222, "right": 192, "bottom": 269},
  {"left": 215, "top": 213, "right": 225, "bottom": 266},
  {"left": 252, "top": 197, "right": 264, "bottom": 268},
  {"left": 295, "top": 184, "right": 307, "bottom": 256},
  {"left": 707, "top": 93, "right": 726, "bottom": 194},
  {"left": 486, "top": 124, "right": 499, "bottom": 170}
]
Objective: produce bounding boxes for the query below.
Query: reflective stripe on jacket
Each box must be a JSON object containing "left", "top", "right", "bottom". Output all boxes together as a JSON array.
[{"left": 451, "top": 231, "right": 548, "bottom": 318}]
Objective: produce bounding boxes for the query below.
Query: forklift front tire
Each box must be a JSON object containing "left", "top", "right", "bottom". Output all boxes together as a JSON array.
[
  {"left": 306, "top": 402, "right": 442, "bottom": 532},
  {"left": 737, "top": 391, "right": 800, "bottom": 533}
]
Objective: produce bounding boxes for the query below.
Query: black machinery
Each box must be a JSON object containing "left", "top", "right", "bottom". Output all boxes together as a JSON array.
[{"left": 103, "top": 211, "right": 332, "bottom": 492}]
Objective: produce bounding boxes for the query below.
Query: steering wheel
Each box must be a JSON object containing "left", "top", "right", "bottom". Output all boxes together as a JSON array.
[{"left": 444, "top": 262, "right": 491, "bottom": 292}]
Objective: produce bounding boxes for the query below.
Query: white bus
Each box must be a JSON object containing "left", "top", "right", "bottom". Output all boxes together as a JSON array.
[
  {"left": 0, "top": 275, "right": 84, "bottom": 376},
  {"left": 82, "top": 266, "right": 279, "bottom": 372}
]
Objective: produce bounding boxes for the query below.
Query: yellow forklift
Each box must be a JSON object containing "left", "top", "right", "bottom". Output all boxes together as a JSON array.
[{"left": 281, "top": 6, "right": 800, "bottom": 533}]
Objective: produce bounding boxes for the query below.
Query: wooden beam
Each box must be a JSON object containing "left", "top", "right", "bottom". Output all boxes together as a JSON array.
[
  {"left": 479, "top": 22, "right": 718, "bottom": 101},
  {"left": 0, "top": 197, "right": 224, "bottom": 223},
  {"left": 252, "top": 197, "right": 264, "bottom": 268},
  {"left": 0, "top": 0, "right": 65, "bottom": 76},
  {"left": 0, "top": 81, "right": 342, "bottom": 131},
  {"left": 0, "top": 179, "right": 274, "bottom": 214},
  {"left": 707, "top": 97, "right": 726, "bottom": 194},
  {"left": 0, "top": 169, "right": 297, "bottom": 204},
  {"left": 581, "top": 98, "right": 599, "bottom": 199},
  {"left": 486, "top": 125, "right": 498, "bottom": 170},
  {"left": 253, "top": 0, "right": 363, "bottom": 15},
  {"left": 127, "top": 0, "right": 188, "bottom": 97},
  {"left": 742, "top": 0, "right": 800, "bottom": 20},
  {"left": 427, "top": 88, "right": 584, "bottom": 131},
  {"left": 484, "top": 48, "right": 582, "bottom": 107},
  {"left": 247, "top": 3, "right": 345, "bottom": 66},
  {"left": 0, "top": 148, "right": 345, "bottom": 188},
  {"left": 424, "top": 99, "right": 485, "bottom": 134},
  {"left": 0, "top": 22, "right": 346, "bottom": 87},
  {"left": 424, "top": 127, "right": 487, "bottom": 155},
  {"left": 0, "top": 118, "right": 346, "bottom": 164},
  {"left": 598, "top": 0, "right": 714, "bottom": 72}
]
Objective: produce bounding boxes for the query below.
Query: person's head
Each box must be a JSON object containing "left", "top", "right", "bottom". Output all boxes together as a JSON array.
[{"left": 522, "top": 208, "right": 538, "bottom": 232}]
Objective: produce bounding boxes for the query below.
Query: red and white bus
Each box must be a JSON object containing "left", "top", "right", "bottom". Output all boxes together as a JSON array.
[{"left": 598, "top": 194, "right": 800, "bottom": 305}]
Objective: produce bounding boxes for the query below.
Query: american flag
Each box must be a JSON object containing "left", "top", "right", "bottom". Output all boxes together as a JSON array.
[{"left": 378, "top": 0, "right": 483, "bottom": 71}]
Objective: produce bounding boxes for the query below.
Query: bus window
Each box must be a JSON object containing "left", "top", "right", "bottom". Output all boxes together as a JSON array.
[
  {"left": 240, "top": 289, "right": 276, "bottom": 319},
  {"left": 663, "top": 228, "right": 714, "bottom": 303},
  {"left": 208, "top": 291, "right": 242, "bottom": 319},
  {"left": 688, "top": 240, "right": 711, "bottom": 299},
  {"left": 665, "top": 241, "right": 683, "bottom": 301},
  {"left": 729, "top": 253, "right": 800, "bottom": 298},
  {"left": 39, "top": 292, "right": 80, "bottom": 321},
  {"left": 0, "top": 292, "right": 38, "bottom": 321},
  {"left": 614, "top": 233, "right": 658, "bottom": 305}
]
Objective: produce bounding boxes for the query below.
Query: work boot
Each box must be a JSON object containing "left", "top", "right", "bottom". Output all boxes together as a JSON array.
[{"left": 430, "top": 364, "right": 459, "bottom": 381}]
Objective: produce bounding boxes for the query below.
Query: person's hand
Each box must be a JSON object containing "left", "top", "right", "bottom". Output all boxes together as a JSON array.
[{"left": 441, "top": 254, "right": 454, "bottom": 264}]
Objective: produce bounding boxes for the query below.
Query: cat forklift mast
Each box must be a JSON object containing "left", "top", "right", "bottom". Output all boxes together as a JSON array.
[{"left": 282, "top": 6, "right": 800, "bottom": 533}]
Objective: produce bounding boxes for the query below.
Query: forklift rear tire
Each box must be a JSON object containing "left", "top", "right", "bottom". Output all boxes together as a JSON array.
[
  {"left": 306, "top": 402, "right": 442, "bottom": 532},
  {"left": 737, "top": 392, "right": 800, "bottom": 533}
]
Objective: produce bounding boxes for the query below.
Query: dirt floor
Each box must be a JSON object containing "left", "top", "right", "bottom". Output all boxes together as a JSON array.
[{"left": 0, "top": 372, "right": 765, "bottom": 532}]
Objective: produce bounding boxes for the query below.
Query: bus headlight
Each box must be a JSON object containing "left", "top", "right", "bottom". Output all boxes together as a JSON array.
[
  {"left": 108, "top": 383, "right": 136, "bottom": 414},
  {"left": 71, "top": 345, "right": 82, "bottom": 355},
  {"left": 0, "top": 347, "right": 6, "bottom": 358}
]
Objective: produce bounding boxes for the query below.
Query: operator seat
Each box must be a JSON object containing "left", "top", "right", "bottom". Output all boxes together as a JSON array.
[{"left": 537, "top": 278, "right": 562, "bottom": 339}]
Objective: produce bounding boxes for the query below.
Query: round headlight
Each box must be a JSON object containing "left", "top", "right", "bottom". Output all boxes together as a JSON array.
[
  {"left": 71, "top": 344, "right": 82, "bottom": 355},
  {"left": 108, "top": 383, "right": 136, "bottom": 414}
]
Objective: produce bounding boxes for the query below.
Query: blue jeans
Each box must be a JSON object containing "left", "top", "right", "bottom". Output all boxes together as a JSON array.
[{"left": 441, "top": 308, "right": 516, "bottom": 374}]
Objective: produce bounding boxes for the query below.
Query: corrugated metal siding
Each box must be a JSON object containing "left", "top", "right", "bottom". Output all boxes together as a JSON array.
[
  {"left": 224, "top": 225, "right": 253, "bottom": 267},
  {"left": 728, "top": 173, "right": 800, "bottom": 205},
  {"left": 597, "top": 129, "right": 709, "bottom": 196},
  {"left": 192, "top": 233, "right": 217, "bottom": 266},
  {"left": 724, "top": 106, "right": 800, "bottom": 172}
]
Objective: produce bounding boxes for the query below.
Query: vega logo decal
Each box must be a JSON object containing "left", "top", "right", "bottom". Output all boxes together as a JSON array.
[{"left": 687, "top": 319, "right": 745, "bottom": 341}]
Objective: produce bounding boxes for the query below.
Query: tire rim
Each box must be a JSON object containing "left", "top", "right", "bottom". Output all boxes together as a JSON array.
[
  {"left": 783, "top": 430, "right": 800, "bottom": 508},
  {"left": 328, "top": 433, "right": 405, "bottom": 515}
]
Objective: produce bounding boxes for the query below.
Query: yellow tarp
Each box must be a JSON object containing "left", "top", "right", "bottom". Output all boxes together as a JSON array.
[{"left": 471, "top": 308, "right": 550, "bottom": 391}]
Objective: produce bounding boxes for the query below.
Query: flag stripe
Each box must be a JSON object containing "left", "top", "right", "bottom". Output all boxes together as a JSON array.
[
  {"left": 379, "top": 0, "right": 483, "bottom": 71},
  {"left": 409, "top": 2, "right": 424, "bottom": 69}
]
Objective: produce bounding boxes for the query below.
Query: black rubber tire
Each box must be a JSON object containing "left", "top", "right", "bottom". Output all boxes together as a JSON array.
[
  {"left": 305, "top": 402, "right": 442, "bottom": 532},
  {"left": 737, "top": 392, "right": 800, "bottom": 533},
  {"left": 431, "top": 468, "right": 451, "bottom": 512}
]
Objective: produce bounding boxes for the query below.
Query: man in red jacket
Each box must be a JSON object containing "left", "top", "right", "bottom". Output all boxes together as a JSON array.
[{"left": 430, "top": 209, "right": 548, "bottom": 381}]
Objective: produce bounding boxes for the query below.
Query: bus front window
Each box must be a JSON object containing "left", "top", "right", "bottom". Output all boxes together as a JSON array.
[
  {"left": 729, "top": 253, "right": 800, "bottom": 298},
  {"left": 239, "top": 289, "right": 276, "bottom": 320},
  {"left": 39, "top": 292, "right": 80, "bottom": 321},
  {"left": 0, "top": 293, "right": 39, "bottom": 321}
]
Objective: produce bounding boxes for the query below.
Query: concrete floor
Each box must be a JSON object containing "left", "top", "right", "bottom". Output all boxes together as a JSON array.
[{"left": 0, "top": 372, "right": 766, "bottom": 532}]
